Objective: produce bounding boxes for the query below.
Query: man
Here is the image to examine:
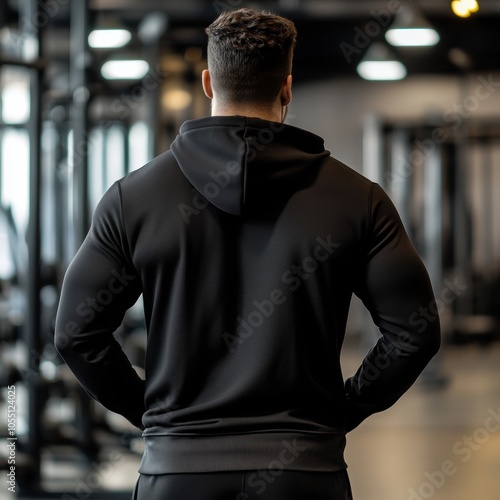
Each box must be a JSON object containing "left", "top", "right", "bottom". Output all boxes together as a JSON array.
[{"left": 55, "top": 8, "right": 440, "bottom": 500}]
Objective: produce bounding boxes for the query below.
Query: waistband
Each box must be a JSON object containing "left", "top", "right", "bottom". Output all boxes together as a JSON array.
[{"left": 138, "top": 431, "right": 347, "bottom": 474}]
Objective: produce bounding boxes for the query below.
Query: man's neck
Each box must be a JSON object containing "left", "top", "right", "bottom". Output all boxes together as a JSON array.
[{"left": 211, "top": 101, "right": 283, "bottom": 123}]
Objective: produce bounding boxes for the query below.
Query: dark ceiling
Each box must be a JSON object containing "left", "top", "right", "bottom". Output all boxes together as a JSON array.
[
  {"left": 3, "top": 0, "right": 500, "bottom": 85},
  {"left": 85, "top": 0, "right": 500, "bottom": 82}
]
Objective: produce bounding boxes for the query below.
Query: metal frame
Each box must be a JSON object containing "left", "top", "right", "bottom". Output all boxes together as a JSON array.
[{"left": 23, "top": 0, "right": 44, "bottom": 489}]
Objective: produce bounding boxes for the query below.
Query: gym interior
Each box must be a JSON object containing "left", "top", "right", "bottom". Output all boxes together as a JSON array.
[{"left": 0, "top": 1, "right": 499, "bottom": 499}]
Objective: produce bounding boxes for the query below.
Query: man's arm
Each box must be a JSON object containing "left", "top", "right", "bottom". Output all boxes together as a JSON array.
[
  {"left": 345, "top": 183, "right": 441, "bottom": 432},
  {"left": 54, "top": 182, "right": 145, "bottom": 429}
]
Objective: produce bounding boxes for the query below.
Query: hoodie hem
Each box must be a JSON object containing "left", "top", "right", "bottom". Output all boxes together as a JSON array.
[{"left": 138, "top": 431, "right": 347, "bottom": 474}]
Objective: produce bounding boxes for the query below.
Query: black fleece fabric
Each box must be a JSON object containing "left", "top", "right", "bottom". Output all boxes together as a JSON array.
[{"left": 55, "top": 116, "right": 440, "bottom": 473}]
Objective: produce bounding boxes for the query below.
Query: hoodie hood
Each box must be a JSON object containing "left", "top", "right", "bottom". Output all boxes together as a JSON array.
[{"left": 170, "top": 116, "right": 330, "bottom": 216}]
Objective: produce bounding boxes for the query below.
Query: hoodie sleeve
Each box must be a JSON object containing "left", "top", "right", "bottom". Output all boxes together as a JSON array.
[
  {"left": 345, "top": 183, "right": 441, "bottom": 432},
  {"left": 54, "top": 182, "right": 145, "bottom": 429}
]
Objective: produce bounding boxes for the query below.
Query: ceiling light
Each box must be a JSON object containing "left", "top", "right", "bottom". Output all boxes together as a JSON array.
[
  {"left": 451, "top": 1, "right": 471, "bottom": 17},
  {"left": 462, "top": 0, "right": 479, "bottom": 13},
  {"left": 101, "top": 60, "right": 149, "bottom": 80},
  {"left": 386, "top": 28, "right": 440, "bottom": 47},
  {"left": 385, "top": 5, "right": 440, "bottom": 47},
  {"left": 451, "top": 0, "right": 479, "bottom": 18},
  {"left": 357, "top": 61, "right": 407, "bottom": 81},
  {"left": 1, "top": 81, "right": 30, "bottom": 123},
  {"left": 88, "top": 29, "right": 132, "bottom": 49},
  {"left": 357, "top": 42, "right": 407, "bottom": 81}
]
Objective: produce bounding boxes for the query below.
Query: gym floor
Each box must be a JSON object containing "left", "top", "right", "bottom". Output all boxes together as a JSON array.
[
  {"left": 2, "top": 341, "right": 499, "bottom": 500},
  {"left": 343, "top": 341, "right": 500, "bottom": 500}
]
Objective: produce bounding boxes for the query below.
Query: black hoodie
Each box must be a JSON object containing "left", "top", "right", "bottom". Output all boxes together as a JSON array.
[{"left": 55, "top": 116, "right": 440, "bottom": 474}]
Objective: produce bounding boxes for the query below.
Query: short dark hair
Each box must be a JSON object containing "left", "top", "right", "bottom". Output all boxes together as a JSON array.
[{"left": 205, "top": 8, "right": 297, "bottom": 105}]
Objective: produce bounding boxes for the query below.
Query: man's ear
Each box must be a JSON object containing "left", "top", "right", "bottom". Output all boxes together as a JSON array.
[
  {"left": 280, "top": 74, "right": 292, "bottom": 106},
  {"left": 202, "top": 69, "right": 213, "bottom": 99}
]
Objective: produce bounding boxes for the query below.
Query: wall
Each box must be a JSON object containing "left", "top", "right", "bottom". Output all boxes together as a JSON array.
[
  {"left": 290, "top": 72, "right": 500, "bottom": 171},
  {"left": 291, "top": 72, "right": 500, "bottom": 340}
]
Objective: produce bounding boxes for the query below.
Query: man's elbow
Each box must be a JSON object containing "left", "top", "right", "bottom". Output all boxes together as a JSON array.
[
  {"left": 417, "top": 323, "right": 442, "bottom": 360},
  {"left": 430, "top": 330, "right": 442, "bottom": 357},
  {"left": 54, "top": 325, "right": 73, "bottom": 358},
  {"left": 400, "top": 322, "right": 441, "bottom": 361}
]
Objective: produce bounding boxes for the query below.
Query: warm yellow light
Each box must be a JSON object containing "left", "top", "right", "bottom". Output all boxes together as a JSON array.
[
  {"left": 462, "top": 0, "right": 479, "bottom": 12},
  {"left": 451, "top": 0, "right": 472, "bottom": 17},
  {"left": 451, "top": 0, "right": 479, "bottom": 17},
  {"left": 162, "top": 89, "right": 192, "bottom": 111}
]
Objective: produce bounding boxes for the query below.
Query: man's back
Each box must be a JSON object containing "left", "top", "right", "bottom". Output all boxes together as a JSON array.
[
  {"left": 56, "top": 116, "right": 440, "bottom": 476},
  {"left": 55, "top": 8, "right": 440, "bottom": 499}
]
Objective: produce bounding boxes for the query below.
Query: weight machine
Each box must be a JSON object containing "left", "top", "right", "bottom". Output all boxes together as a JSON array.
[
  {"left": 362, "top": 113, "right": 500, "bottom": 361},
  {"left": 0, "top": 1, "right": 147, "bottom": 497}
]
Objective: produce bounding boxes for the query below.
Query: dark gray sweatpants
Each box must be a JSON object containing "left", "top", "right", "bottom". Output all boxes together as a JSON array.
[{"left": 132, "top": 470, "right": 353, "bottom": 499}]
